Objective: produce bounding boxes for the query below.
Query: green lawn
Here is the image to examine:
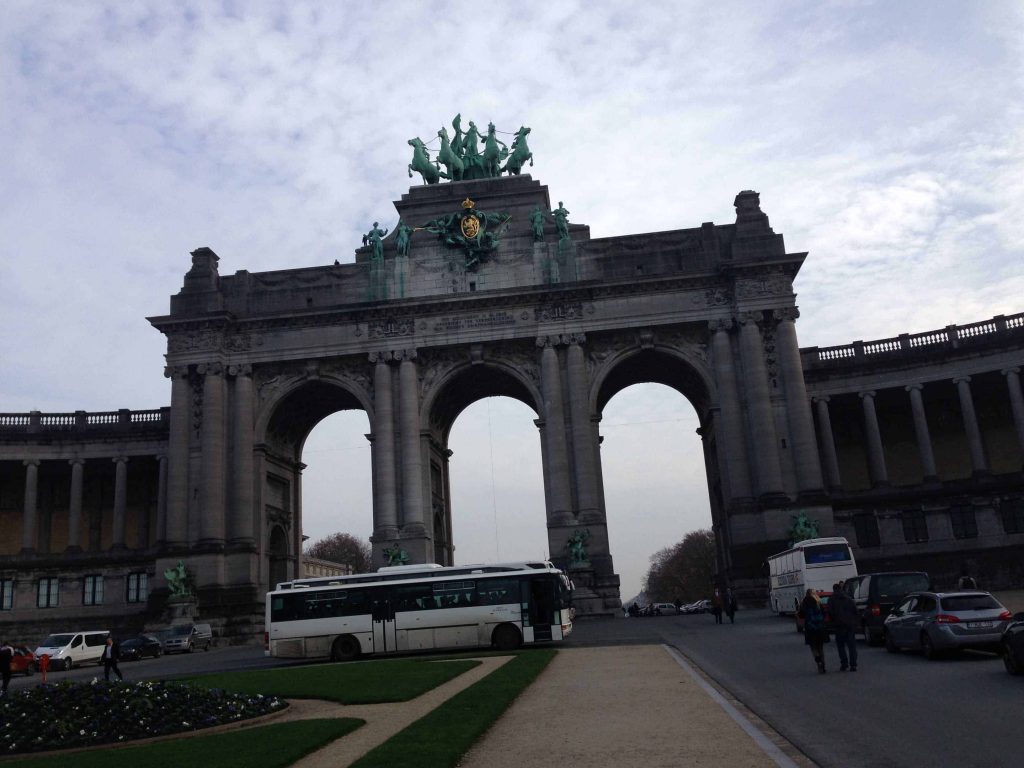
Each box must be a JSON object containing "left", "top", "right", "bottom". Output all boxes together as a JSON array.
[
  {"left": 351, "top": 648, "right": 556, "bottom": 768},
  {"left": 4, "top": 719, "right": 363, "bottom": 768},
  {"left": 187, "top": 658, "right": 480, "bottom": 704}
]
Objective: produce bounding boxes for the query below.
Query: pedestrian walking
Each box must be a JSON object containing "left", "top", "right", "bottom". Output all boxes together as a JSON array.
[
  {"left": 712, "top": 588, "right": 724, "bottom": 624},
  {"left": 0, "top": 639, "right": 13, "bottom": 696},
  {"left": 829, "top": 581, "right": 859, "bottom": 671},
  {"left": 726, "top": 588, "right": 738, "bottom": 624},
  {"left": 799, "top": 589, "right": 829, "bottom": 673},
  {"left": 102, "top": 636, "right": 123, "bottom": 682}
]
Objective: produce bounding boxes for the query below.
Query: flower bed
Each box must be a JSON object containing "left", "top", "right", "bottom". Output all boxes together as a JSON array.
[{"left": 1, "top": 679, "right": 287, "bottom": 755}]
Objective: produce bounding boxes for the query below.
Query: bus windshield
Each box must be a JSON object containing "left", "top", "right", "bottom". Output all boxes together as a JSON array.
[{"left": 804, "top": 543, "right": 851, "bottom": 565}]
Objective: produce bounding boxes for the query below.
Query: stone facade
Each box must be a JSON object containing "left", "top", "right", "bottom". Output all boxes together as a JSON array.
[{"left": 1, "top": 174, "right": 1022, "bottom": 640}]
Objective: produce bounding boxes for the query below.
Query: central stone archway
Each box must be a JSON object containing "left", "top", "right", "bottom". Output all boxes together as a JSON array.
[{"left": 150, "top": 174, "right": 828, "bottom": 616}]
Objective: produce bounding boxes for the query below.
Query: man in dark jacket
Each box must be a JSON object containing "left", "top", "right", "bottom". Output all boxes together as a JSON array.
[
  {"left": 830, "top": 582, "right": 859, "bottom": 671},
  {"left": 102, "top": 636, "right": 123, "bottom": 682},
  {"left": 0, "top": 639, "right": 13, "bottom": 695}
]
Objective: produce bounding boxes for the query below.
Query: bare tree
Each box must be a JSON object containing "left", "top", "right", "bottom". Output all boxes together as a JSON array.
[
  {"left": 642, "top": 528, "right": 716, "bottom": 603},
  {"left": 304, "top": 532, "right": 373, "bottom": 574}
]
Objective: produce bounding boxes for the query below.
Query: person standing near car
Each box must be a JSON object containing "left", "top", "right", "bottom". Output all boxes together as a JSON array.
[
  {"left": 726, "top": 588, "right": 738, "bottom": 624},
  {"left": 0, "top": 639, "right": 13, "bottom": 695},
  {"left": 712, "top": 588, "right": 724, "bottom": 624},
  {"left": 830, "top": 581, "right": 859, "bottom": 671},
  {"left": 102, "top": 636, "right": 122, "bottom": 682},
  {"left": 799, "top": 589, "right": 829, "bottom": 673}
]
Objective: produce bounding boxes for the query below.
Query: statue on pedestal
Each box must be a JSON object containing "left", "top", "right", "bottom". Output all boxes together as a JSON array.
[
  {"left": 363, "top": 222, "right": 389, "bottom": 261},
  {"left": 551, "top": 201, "right": 571, "bottom": 242}
]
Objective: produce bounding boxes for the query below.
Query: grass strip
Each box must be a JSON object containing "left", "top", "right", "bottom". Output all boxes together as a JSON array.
[
  {"left": 350, "top": 648, "right": 556, "bottom": 768},
  {"left": 4, "top": 718, "right": 363, "bottom": 768},
  {"left": 186, "top": 658, "right": 479, "bottom": 704}
]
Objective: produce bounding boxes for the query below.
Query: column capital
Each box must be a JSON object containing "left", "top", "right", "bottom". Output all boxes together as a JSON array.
[
  {"left": 773, "top": 306, "right": 800, "bottom": 322},
  {"left": 112, "top": 456, "right": 130, "bottom": 465},
  {"left": 812, "top": 395, "right": 831, "bottom": 404},
  {"left": 22, "top": 458, "right": 40, "bottom": 468},
  {"left": 536, "top": 335, "right": 559, "bottom": 348},
  {"left": 858, "top": 390, "right": 876, "bottom": 399},
  {"left": 369, "top": 350, "right": 393, "bottom": 364},
  {"left": 164, "top": 365, "right": 190, "bottom": 379},
  {"left": 905, "top": 383, "right": 924, "bottom": 392},
  {"left": 708, "top": 317, "right": 734, "bottom": 333},
  {"left": 1001, "top": 367, "right": 1021, "bottom": 376},
  {"left": 197, "top": 361, "right": 224, "bottom": 376},
  {"left": 394, "top": 348, "right": 417, "bottom": 362},
  {"left": 227, "top": 363, "right": 253, "bottom": 377},
  {"left": 736, "top": 310, "right": 762, "bottom": 326},
  {"left": 567, "top": 332, "right": 587, "bottom": 346},
  {"left": 952, "top": 375, "right": 971, "bottom": 385},
  {"left": 68, "top": 457, "right": 86, "bottom": 467}
]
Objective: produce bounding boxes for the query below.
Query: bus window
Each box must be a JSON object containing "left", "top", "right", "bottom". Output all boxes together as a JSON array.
[
  {"left": 478, "top": 578, "right": 519, "bottom": 605},
  {"left": 804, "top": 543, "right": 851, "bottom": 564}
]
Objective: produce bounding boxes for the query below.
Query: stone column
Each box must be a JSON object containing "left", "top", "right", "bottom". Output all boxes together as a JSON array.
[
  {"left": 165, "top": 366, "right": 191, "bottom": 547},
  {"left": 199, "top": 362, "right": 226, "bottom": 544},
  {"left": 538, "top": 336, "right": 573, "bottom": 521},
  {"left": 708, "top": 319, "right": 752, "bottom": 500},
  {"left": 812, "top": 397, "right": 842, "bottom": 490},
  {"left": 773, "top": 308, "right": 825, "bottom": 495},
  {"left": 859, "top": 391, "right": 889, "bottom": 486},
  {"left": 954, "top": 376, "right": 988, "bottom": 475},
  {"left": 566, "top": 335, "right": 600, "bottom": 519},
  {"left": 154, "top": 454, "right": 168, "bottom": 546},
  {"left": 371, "top": 353, "right": 399, "bottom": 534},
  {"left": 67, "top": 458, "right": 85, "bottom": 552},
  {"left": 1002, "top": 367, "right": 1024, "bottom": 462},
  {"left": 737, "top": 313, "right": 784, "bottom": 498},
  {"left": 230, "top": 364, "right": 255, "bottom": 546},
  {"left": 905, "top": 384, "right": 938, "bottom": 482},
  {"left": 398, "top": 349, "right": 424, "bottom": 531},
  {"left": 111, "top": 456, "right": 128, "bottom": 549},
  {"left": 21, "top": 459, "right": 39, "bottom": 552}
]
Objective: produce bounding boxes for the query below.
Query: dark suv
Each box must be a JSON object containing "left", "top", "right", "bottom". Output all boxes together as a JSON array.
[{"left": 843, "top": 571, "right": 931, "bottom": 645}]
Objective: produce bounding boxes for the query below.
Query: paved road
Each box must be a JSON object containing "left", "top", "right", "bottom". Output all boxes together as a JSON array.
[{"left": 568, "top": 610, "right": 1023, "bottom": 768}]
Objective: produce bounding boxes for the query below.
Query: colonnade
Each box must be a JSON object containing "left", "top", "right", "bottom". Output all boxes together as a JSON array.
[{"left": 812, "top": 367, "right": 1024, "bottom": 489}]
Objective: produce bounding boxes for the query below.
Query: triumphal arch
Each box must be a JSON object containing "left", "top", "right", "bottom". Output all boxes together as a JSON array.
[{"left": 147, "top": 118, "right": 828, "bottom": 617}]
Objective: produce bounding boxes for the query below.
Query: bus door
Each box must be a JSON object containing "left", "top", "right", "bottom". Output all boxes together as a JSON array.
[
  {"left": 369, "top": 589, "right": 397, "bottom": 653},
  {"left": 525, "top": 577, "right": 555, "bottom": 641}
]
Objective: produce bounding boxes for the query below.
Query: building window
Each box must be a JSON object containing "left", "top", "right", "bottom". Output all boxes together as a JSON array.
[
  {"left": 0, "top": 579, "right": 13, "bottom": 610},
  {"left": 949, "top": 505, "right": 978, "bottom": 539},
  {"left": 1002, "top": 497, "right": 1024, "bottom": 534},
  {"left": 852, "top": 513, "right": 881, "bottom": 547},
  {"left": 126, "top": 572, "right": 148, "bottom": 603},
  {"left": 83, "top": 575, "right": 104, "bottom": 606},
  {"left": 37, "top": 578, "right": 59, "bottom": 608},
  {"left": 901, "top": 509, "right": 929, "bottom": 543}
]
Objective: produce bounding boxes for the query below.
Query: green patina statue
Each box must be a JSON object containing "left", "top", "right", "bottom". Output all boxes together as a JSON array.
[
  {"left": 362, "top": 222, "right": 389, "bottom": 261},
  {"left": 529, "top": 205, "right": 546, "bottom": 242},
  {"left": 383, "top": 545, "right": 410, "bottom": 567},
  {"left": 408, "top": 137, "right": 440, "bottom": 185},
  {"left": 789, "top": 513, "right": 820, "bottom": 544},
  {"left": 551, "top": 201, "right": 571, "bottom": 242},
  {"left": 565, "top": 528, "right": 591, "bottom": 568},
  {"left": 395, "top": 220, "right": 413, "bottom": 258},
  {"left": 502, "top": 126, "right": 533, "bottom": 175},
  {"left": 163, "top": 560, "right": 195, "bottom": 599},
  {"left": 437, "top": 127, "right": 464, "bottom": 182},
  {"left": 420, "top": 197, "right": 510, "bottom": 270},
  {"left": 481, "top": 122, "right": 508, "bottom": 178}
]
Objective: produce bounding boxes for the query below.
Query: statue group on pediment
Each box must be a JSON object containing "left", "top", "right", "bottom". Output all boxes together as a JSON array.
[{"left": 408, "top": 115, "right": 533, "bottom": 184}]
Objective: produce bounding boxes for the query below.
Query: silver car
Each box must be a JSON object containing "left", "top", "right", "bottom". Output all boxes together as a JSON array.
[{"left": 884, "top": 591, "right": 1012, "bottom": 659}]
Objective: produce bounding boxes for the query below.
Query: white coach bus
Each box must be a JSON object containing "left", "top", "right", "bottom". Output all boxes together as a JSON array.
[
  {"left": 766, "top": 537, "right": 858, "bottom": 615},
  {"left": 265, "top": 561, "right": 574, "bottom": 661}
]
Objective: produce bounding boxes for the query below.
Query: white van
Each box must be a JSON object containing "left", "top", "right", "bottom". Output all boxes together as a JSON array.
[{"left": 34, "top": 630, "right": 110, "bottom": 670}]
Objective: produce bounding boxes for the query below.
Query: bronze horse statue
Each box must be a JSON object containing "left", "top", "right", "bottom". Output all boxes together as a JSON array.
[
  {"left": 408, "top": 137, "right": 440, "bottom": 184},
  {"left": 502, "top": 126, "right": 533, "bottom": 175},
  {"left": 437, "top": 127, "right": 464, "bottom": 181}
]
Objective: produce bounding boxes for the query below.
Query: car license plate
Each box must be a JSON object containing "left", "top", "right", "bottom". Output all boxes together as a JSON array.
[{"left": 967, "top": 621, "right": 993, "bottom": 629}]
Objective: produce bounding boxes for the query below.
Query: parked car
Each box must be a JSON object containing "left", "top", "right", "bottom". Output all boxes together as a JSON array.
[
  {"left": 161, "top": 623, "right": 213, "bottom": 653},
  {"left": 883, "top": 591, "right": 1012, "bottom": 659},
  {"left": 1001, "top": 612, "right": 1024, "bottom": 675},
  {"left": 119, "top": 635, "right": 164, "bottom": 661},
  {"left": 10, "top": 645, "right": 37, "bottom": 676},
  {"left": 34, "top": 630, "right": 110, "bottom": 670},
  {"left": 682, "top": 599, "right": 709, "bottom": 614},
  {"left": 844, "top": 571, "right": 931, "bottom": 645},
  {"left": 651, "top": 602, "right": 678, "bottom": 616}
]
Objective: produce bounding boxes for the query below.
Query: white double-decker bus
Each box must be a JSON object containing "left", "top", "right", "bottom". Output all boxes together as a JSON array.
[
  {"left": 766, "top": 537, "right": 858, "bottom": 615},
  {"left": 265, "top": 561, "right": 574, "bottom": 661}
]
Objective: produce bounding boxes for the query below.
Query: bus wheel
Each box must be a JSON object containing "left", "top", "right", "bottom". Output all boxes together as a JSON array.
[
  {"left": 331, "top": 635, "right": 360, "bottom": 662},
  {"left": 492, "top": 624, "right": 522, "bottom": 651}
]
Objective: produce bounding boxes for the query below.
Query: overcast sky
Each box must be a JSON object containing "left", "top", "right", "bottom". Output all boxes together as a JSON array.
[{"left": 2, "top": 2, "right": 1022, "bottom": 601}]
